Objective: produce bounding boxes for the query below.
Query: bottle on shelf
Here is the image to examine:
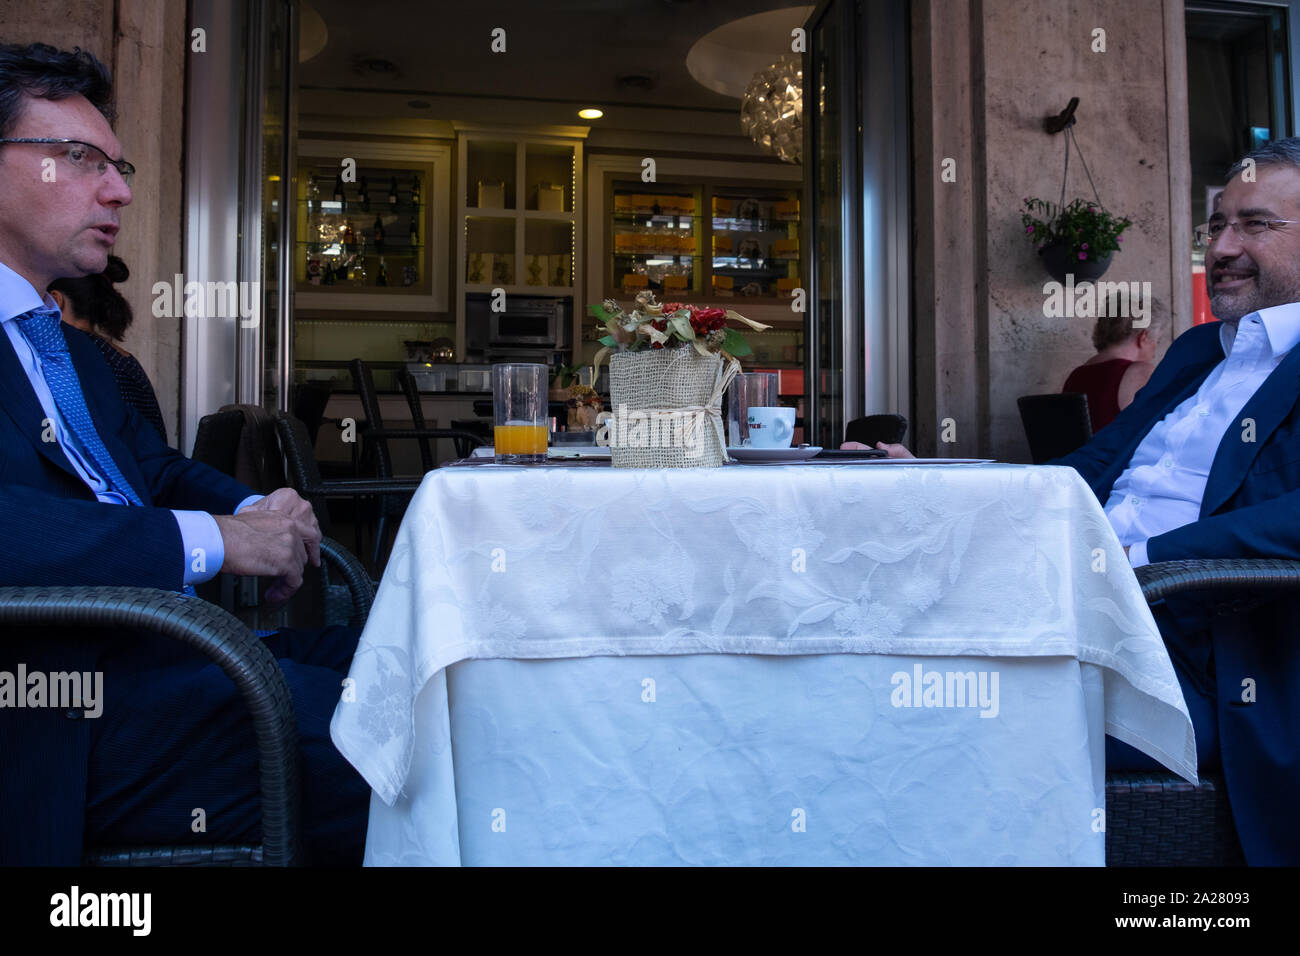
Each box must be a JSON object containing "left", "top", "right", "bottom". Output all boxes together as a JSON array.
[
  {"left": 376, "top": 257, "right": 389, "bottom": 287},
  {"left": 408, "top": 215, "right": 418, "bottom": 246},
  {"left": 388, "top": 176, "right": 399, "bottom": 205},
  {"left": 342, "top": 220, "right": 355, "bottom": 246},
  {"left": 372, "top": 214, "right": 385, "bottom": 250},
  {"left": 332, "top": 172, "right": 345, "bottom": 204},
  {"left": 358, "top": 175, "right": 369, "bottom": 209},
  {"left": 411, "top": 178, "right": 421, "bottom": 204}
]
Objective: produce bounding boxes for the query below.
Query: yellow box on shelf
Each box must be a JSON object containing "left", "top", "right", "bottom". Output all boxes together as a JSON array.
[
  {"left": 773, "top": 199, "right": 800, "bottom": 221},
  {"left": 663, "top": 274, "right": 688, "bottom": 291},
  {"left": 777, "top": 277, "right": 800, "bottom": 296},
  {"left": 772, "top": 238, "right": 799, "bottom": 257},
  {"left": 713, "top": 235, "right": 734, "bottom": 255}
]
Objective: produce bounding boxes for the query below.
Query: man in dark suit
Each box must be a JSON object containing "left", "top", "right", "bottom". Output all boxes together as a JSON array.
[
  {"left": 0, "top": 43, "right": 369, "bottom": 864},
  {"left": 865, "top": 142, "right": 1300, "bottom": 864}
]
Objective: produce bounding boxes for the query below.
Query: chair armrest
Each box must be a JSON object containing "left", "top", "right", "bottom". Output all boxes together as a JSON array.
[
  {"left": 313, "top": 477, "right": 423, "bottom": 496},
  {"left": 0, "top": 586, "right": 301, "bottom": 866},
  {"left": 1136, "top": 558, "right": 1300, "bottom": 615},
  {"left": 319, "top": 537, "right": 374, "bottom": 626}
]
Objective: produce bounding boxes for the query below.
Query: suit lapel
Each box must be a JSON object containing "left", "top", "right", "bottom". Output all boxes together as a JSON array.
[
  {"left": 0, "top": 324, "right": 85, "bottom": 483},
  {"left": 1202, "top": 345, "right": 1300, "bottom": 517}
]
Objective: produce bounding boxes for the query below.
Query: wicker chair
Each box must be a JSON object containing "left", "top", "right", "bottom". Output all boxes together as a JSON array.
[
  {"left": 0, "top": 537, "right": 372, "bottom": 866},
  {"left": 1104, "top": 557, "right": 1300, "bottom": 866}
]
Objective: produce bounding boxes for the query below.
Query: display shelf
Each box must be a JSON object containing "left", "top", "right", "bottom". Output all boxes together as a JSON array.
[{"left": 454, "top": 125, "right": 587, "bottom": 360}]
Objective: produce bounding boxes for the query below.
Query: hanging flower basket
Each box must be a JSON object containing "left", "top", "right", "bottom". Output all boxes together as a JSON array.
[
  {"left": 1038, "top": 241, "right": 1113, "bottom": 283},
  {"left": 1023, "top": 197, "right": 1129, "bottom": 284}
]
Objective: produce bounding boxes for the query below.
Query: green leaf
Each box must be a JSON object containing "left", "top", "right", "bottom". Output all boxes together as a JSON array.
[
  {"left": 722, "top": 327, "right": 752, "bottom": 357},
  {"left": 668, "top": 312, "right": 695, "bottom": 341},
  {"left": 598, "top": 334, "right": 617, "bottom": 347},
  {"left": 588, "top": 303, "right": 615, "bottom": 322}
]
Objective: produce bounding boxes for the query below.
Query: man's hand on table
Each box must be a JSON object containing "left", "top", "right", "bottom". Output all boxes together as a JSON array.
[
  {"left": 841, "top": 440, "right": 916, "bottom": 459},
  {"left": 215, "top": 488, "right": 322, "bottom": 604}
]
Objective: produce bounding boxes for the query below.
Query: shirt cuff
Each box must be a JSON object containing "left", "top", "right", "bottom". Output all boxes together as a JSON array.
[
  {"left": 235, "top": 494, "right": 264, "bottom": 513},
  {"left": 172, "top": 510, "right": 227, "bottom": 585},
  {"left": 1127, "top": 539, "right": 1150, "bottom": 569}
]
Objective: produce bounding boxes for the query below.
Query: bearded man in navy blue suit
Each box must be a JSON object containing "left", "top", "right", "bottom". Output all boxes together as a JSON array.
[
  {"left": 864, "top": 142, "right": 1300, "bottom": 864},
  {"left": 0, "top": 43, "right": 369, "bottom": 865}
]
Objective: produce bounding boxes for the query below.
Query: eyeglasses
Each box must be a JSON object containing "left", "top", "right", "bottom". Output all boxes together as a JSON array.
[
  {"left": 1193, "top": 217, "right": 1300, "bottom": 249},
  {"left": 0, "top": 138, "right": 134, "bottom": 186}
]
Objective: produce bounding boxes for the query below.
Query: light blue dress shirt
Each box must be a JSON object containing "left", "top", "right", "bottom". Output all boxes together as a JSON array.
[
  {"left": 0, "top": 261, "right": 254, "bottom": 585},
  {"left": 1105, "top": 302, "right": 1300, "bottom": 567}
]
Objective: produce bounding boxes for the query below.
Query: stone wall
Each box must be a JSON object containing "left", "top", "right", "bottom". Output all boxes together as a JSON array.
[
  {"left": 913, "top": 0, "right": 1191, "bottom": 461},
  {"left": 2, "top": 0, "right": 187, "bottom": 442}
]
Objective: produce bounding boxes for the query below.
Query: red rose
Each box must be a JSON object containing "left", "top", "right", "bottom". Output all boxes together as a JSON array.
[
  {"left": 651, "top": 341, "right": 663, "bottom": 349},
  {"left": 662, "top": 302, "right": 686, "bottom": 314},
  {"left": 690, "top": 306, "right": 726, "bottom": 323}
]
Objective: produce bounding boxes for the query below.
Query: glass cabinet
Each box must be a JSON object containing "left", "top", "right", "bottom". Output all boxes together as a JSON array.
[
  {"left": 607, "top": 182, "right": 801, "bottom": 302},
  {"left": 296, "top": 163, "right": 429, "bottom": 294}
]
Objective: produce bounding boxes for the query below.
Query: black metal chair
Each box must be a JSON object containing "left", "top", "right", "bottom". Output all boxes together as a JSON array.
[
  {"left": 395, "top": 367, "right": 489, "bottom": 468},
  {"left": 276, "top": 412, "right": 422, "bottom": 574},
  {"left": 1104, "top": 557, "right": 1300, "bottom": 865},
  {"left": 349, "top": 359, "right": 485, "bottom": 566},
  {"left": 844, "top": 414, "right": 908, "bottom": 447},
  {"left": 1017, "top": 393, "right": 1092, "bottom": 463},
  {"left": 0, "top": 535, "right": 372, "bottom": 866}
]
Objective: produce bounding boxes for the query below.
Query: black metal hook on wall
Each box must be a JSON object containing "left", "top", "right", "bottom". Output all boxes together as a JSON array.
[{"left": 1044, "top": 97, "right": 1079, "bottom": 135}]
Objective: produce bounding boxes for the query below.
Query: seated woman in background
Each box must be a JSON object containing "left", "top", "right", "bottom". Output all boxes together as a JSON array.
[
  {"left": 48, "top": 256, "right": 168, "bottom": 443},
  {"left": 1061, "top": 315, "right": 1156, "bottom": 432}
]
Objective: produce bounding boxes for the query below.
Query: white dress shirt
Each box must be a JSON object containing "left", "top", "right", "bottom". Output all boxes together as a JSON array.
[
  {"left": 0, "top": 261, "right": 248, "bottom": 585},
  {"left": 1105, "top": 302, "right": 1300, "bottom": 566}
]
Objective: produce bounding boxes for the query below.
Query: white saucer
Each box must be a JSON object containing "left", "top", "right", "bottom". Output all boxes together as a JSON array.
[{"left": 728, "top": 446, "right": 823, "bottom": 462}]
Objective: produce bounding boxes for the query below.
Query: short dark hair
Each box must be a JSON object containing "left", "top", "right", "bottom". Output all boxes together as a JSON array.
[
  {"left": 1227, "top": 136, "right": 1300, "bottom": 181},
  {"left": 49, "top": 256, "right": 133, "bottom": 341},
  {"left": 0, "top": 42, "right": 115, "bottom": 139}
]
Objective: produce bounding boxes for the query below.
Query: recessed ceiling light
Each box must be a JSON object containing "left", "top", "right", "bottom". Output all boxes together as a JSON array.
[{"left": 578, "top": 108, "right": 604, "bottom": 119}]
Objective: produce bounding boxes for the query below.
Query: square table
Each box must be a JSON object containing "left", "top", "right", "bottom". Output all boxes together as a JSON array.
[{"left": 331, "top": 462, "right": 1196, "bottom": 865}]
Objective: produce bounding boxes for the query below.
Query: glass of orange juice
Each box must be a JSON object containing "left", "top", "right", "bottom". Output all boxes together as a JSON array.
[{"left": 492, "top": 363, "right": 549, "bottom": 464}]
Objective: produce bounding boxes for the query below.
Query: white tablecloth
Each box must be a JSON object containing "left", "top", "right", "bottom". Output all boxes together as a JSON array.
[{"left": 331, "top": 463, "right": 1197, "bottom": 865}]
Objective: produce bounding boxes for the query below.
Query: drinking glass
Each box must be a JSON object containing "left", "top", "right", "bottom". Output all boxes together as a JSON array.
[
  {"left": 492, "top": 363, "right": 548, "bottom": 463},
  {"left": 726, "top": 372, "right": 779, "bottom": 447}
]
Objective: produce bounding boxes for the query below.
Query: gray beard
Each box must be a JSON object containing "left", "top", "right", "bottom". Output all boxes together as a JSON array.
[{"left": 1210, "top": 271, "right": 1300, "bottom": 321}]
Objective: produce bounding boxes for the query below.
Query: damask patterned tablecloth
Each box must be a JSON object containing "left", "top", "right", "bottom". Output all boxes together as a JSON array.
[{"left": 330, "top": 463, "right": 1197, "bottom": 865}]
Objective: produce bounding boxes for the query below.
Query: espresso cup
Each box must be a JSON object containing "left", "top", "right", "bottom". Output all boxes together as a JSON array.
[{"left": 746, "top": 406, "right": 795, "bottom": 448}]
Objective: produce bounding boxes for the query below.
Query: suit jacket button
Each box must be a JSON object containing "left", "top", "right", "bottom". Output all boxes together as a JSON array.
[{"left": 64, "top": 709, "right": 83, "bottom": 719}]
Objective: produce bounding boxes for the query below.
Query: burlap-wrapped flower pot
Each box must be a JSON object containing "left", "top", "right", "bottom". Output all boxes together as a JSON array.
[{"left": 602, "top": 347, "right": 740, "bottom": 468}]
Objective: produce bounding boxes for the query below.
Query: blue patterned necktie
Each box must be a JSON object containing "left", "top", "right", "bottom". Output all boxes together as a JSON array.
[{"left": 16, "top": 307, "right": 144, "bottom": 506}]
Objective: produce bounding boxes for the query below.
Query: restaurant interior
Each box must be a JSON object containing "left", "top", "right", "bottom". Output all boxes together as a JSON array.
[{"left": 266, "top": 1, "right": 828, "bottom": 476}]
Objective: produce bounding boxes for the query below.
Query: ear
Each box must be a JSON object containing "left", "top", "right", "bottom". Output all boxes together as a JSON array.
[{"left": 48, "top": 288, "right": 67, "bottom": 312}]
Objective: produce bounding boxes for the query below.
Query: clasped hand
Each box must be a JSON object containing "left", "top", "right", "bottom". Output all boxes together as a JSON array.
[{"left": 213, "top": 488, "right": 321, "bottom": 604}]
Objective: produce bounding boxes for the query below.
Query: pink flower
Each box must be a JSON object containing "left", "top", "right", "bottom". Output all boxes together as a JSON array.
[
  {"left": 1117, "top": 235, "right": 1123, "bottom": 242},
  {"left": 1077, "top": 251, "right": 1087, "bottom": 260},
  {"left": 1081, "top": 242, "right": 1088, "bottom": 249},
  {"left": 1026, "top": 226, "right": 1034, "bottom": 234}
]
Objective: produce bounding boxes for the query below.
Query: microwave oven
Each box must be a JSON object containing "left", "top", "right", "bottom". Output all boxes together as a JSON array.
[{"left": 466, "top": 294, "right": 571, "bottom": 352}]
